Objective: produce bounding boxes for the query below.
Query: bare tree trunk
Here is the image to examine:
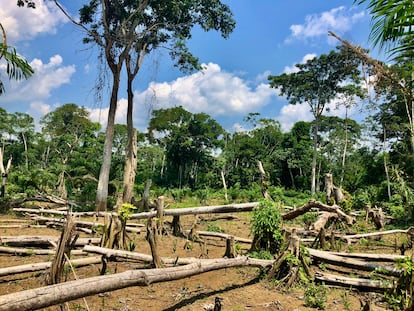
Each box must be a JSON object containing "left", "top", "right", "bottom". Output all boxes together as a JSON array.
[
  {"left": 96, "top": 69, "right": 121, "bottom": 212},
  {"left": 220, "top": 170, "right": 228, "bottom": 201},
  {"left": 383, "top": 127, "right": 392, "bottom": 200},
  {"left": 0, "top": 148, "right": 11, "bottom": 198},
  {"left": 122, "top": 128, "right": 137, "bottom": 204},
  {"left": 257, "top": 160, "right": 273, "bottom": 200},
  {"left": 340, "top": 108, "right": 349, "bottom": 187},
  {"left": 311, "top": 115, "right": 319, "bottom": 196}
]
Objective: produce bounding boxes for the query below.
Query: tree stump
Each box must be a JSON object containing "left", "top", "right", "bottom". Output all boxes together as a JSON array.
[
  {"left": 223, "top": 236, "right": 236, "bottom": 258},
  {"left": 267, "top": 229, "right": 311, "bottom": 289}
]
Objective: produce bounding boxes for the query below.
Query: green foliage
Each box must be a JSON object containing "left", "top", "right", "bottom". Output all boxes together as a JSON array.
[
  {"left": 304, "top": 283, "right": 327, "bottom": 310},
  {"left": 206, "top": 224, "right": 223, "bottom": 233},
  {"left": 118, "top": 203, "right": 136, "bottom": 223},
  {"left": 247, "top": 250, "right": 274, "bottom": 260},
  {"left": 250, "top": 200, "right": 284, "bottom": 254}
]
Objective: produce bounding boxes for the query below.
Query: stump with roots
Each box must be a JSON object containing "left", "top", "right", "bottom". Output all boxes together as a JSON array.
[{"left": 267, "top": 229, "right": 312, "bottom": 289}]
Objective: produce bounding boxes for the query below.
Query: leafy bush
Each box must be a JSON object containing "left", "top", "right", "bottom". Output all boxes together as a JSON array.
[{"left": 250, "top": 199, "right": 284, "bottom": 254}]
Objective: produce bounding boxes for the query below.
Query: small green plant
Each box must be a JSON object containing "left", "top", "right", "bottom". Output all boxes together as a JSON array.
[
  {"left": 248, "top": 250, "right": 274, "bottom": 260},
  {"left": 119, "top": 203, "right": 136, "bottom": 223},
  {"left": 341, "top": 289, "right": 352, "bottom": 311},
  {"left": 304, "top": 283, "right": 327, "bottom": 310},
  {"left": 207, "top": 224, "right": 223, "bottom": 233}
]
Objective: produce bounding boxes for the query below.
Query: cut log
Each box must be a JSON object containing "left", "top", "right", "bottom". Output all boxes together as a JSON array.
[
  {"left": 315, "top": 271, "right": 394, "bottom": 290},
  {"left": 307, "top": 248, "right": 402, "bottom": 277},
  {"left": 0, "top": 256, "right": 101, "bottom": 277},
  {"left": 0, "top": 256, "right": 273, "bottom": 311}
]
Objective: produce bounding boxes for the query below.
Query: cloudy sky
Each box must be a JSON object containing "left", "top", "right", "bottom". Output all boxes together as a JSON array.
[{"left": 0, "top": 0, "right": 374, "bottom": 133}]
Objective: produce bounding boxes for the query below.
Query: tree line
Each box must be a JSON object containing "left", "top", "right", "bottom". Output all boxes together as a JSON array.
[{"left": 1, "top": 0, "right": 414, "bottom": 224}]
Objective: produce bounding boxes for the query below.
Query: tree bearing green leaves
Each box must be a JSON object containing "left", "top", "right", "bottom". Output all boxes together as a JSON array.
[{"left": 268, "top": 46, "right": 364, "bottom": 195}]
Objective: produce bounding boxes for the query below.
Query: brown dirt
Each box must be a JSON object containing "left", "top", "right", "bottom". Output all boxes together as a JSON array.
[{"left": 0, "top": 212, "right": 394, "bottom": 311}]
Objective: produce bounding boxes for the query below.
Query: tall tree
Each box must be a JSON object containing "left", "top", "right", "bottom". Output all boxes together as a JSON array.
[
  {"left": 148, "top": 106, "right": 225, "bottom": 189},
  {"left": 268, "top": 46, "right": 364, "bottom": 195},
  {"left": 69, "top": 0, "right": 235, "bottom": 211},
  {"left": 40, "top": 104, "right": 100, "bottom": 198}
]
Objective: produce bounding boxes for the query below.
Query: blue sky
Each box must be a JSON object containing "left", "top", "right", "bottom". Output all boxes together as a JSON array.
[{"left": 0, "top": 0, "right": 374, "bottom": 133}]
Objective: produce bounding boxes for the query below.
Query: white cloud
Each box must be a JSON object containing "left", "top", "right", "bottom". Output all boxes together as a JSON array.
[
  {"left": 134, "top": 63, "right": 278, "bottom": 123},
  {"left": 0, "top": 1, "right": 67, "bottom": 43},
  {"left": 88, "top": 99, "right": 128, "bottom": 129},
  {"left": 286, "top": 6, "right": 365, "bottom": 44},
  {"left": 277, "top": 103, "right": 313, "bottom": 132},
  {"left": 283, "top": 53, "right": 317, "bottom": 74},
  {"left": 1, "top": 55, "right": 76, "bottom": 103}
]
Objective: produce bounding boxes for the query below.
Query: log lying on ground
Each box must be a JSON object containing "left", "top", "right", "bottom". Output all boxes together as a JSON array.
[
  {"left": 185, "top": 230, "right": 252, "bottom": 244},
  {"left": 315, "top": 271, "right": 394, "bottom": 290},
  {"left": 0, "top": 236, "right": 100, "bottom": 248},
  {"left": 306, "top": 248, "right": 402, "bottom": 277},
  {"left": 340, "top": 229, "right": 410, "bottom": 244},
  {"left": 0, "top": 246, "right": 85, "bottom": 256},
  {"left": 13, "top": 208, "right": 109, "bottom": 218},
  {"left": 330, "top": 251, "right": 406, "bottom": 262},
  {"left": 82, "top": 245, "right": 271, "bottom": 267},
  {"left": 0, "top": 256, "right": 273, "bottom": 311},
  {"left": 29, "top": 216, "right": 142, "bottom": 234},
  {"left": 0, "top": 256, "right": 102, "bottom": 277}
]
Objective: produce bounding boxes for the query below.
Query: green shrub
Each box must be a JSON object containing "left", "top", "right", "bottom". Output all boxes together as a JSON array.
[{"left": 250, "top": 199, "right": 284, "bottom": 254}]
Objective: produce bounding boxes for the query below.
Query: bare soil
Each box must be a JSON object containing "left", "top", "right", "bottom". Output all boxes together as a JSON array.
[{"left": 0, "top": 211, "right": 394, "bottom": 311}]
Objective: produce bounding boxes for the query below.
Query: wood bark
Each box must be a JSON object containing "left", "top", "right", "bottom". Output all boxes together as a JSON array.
[
  {"left": 310, "top": 212, "right": 338, "bottom": 231},
  {"left": 315, "top": 272, "right": 394, "bottom": 290},
  {"left": 257, "top": 160, "right": 273, "bottom": 200},
  {"left": 0, "top": 257, "right": 272, "bottom": 311},
  {"left": 0, "top": 256, "right": 101, "bottom": 277},
  {"left": 0, "top": 246, "right": 84, "bottom": 256},
  {"left": 306, "top": 248, "right": 403, "bottom": 277},
  {"left": 0, "top": 236, "right": 100, "bottom": 248},
  {"left": 282, "top": 200, "right": 354, "bottom": 225},
  {"left": 0, "top": 148, "right": 11, "bottom": 198}
]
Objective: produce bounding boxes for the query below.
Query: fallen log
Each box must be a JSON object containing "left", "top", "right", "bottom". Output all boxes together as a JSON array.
[
  {"left": 0, "top": 246, "right": 85, "bottom": 256},
  {"left": 0, "top": 256, "right": 272, "bottom": 311},
  {"left": 82, "top": 245, "right": 271, "bottom": 267},
  {"left": 310, "top": 212, "right": 338, "bottom": 232},
  {"left": 186, "top": 230, "right": 252, "bottom": 244},
  {"left": 307, "top": 248, "right": 402, "bottom": 277},
  {"left": 283, "top": 200, "right": 355, "bottom": 225},
  {"left": 0, "top": 256, "right": 102, "bottom": 277},
  {"left": 330, "top": 251, "right": 406, "bottom": 262},
  {"left": 0, "top": 236, "right": 100, "bottom": 248},
  {"left": 130, "top": 202, "right": 260, "bottom": 219},
  {"left": 340, "top": 229, "right": 410, "bottom": 244},
  {"left": 315, "top": 271, "right": 394, "bottom": 290}
]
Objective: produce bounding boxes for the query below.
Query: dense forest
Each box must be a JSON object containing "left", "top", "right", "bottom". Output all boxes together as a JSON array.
[
  {"left": 1, "top": 0, "right": 413, "bottom": 223},
  {"left": 0, "top": 88, "right": 412, "bottom": 223}
]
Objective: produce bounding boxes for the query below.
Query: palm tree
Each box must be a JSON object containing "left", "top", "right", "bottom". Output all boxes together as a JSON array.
[
  {"left": 0, "top": 22, "right": 34, "bottom": 95},
  {"left": 356, "top": 0, "right": 414, "bottom": 69}
]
